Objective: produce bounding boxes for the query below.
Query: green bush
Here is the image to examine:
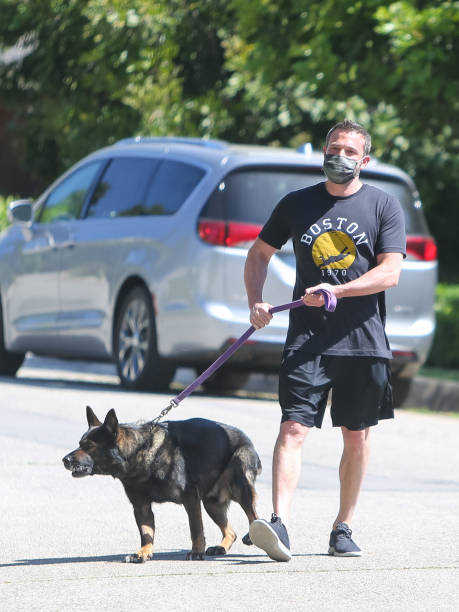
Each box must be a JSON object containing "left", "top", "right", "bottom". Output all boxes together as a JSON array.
[
  {"left": 426, "top": 284, "right": 459, "bottom": 370},
  {"left": 0, "top": 195, "right": 17, "bottom": 233}
]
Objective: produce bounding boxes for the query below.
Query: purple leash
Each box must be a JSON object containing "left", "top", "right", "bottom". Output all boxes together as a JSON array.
[{"left": 150, "top": 289, "right": 336, "bottom": 426}]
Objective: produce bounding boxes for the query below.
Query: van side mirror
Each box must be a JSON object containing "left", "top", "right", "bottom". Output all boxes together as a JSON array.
[{"left": 7, "top": 199, "right": 34, "bottom": 226}]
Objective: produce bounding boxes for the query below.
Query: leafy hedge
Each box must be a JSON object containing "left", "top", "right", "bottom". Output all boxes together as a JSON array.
[
  {"left": 0, "top": 195, "right": 10, "bottom": 232},
  {"left": 0, "top": 195, "right": 20, "bottom": 232},
  {"left": 426, "top": 284, "right": 459, "bottom": 370}
]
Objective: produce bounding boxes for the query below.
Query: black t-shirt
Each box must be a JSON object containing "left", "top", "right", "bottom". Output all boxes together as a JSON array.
[{"left": 259, "top": 182, "right": 406, "bottom": 358}]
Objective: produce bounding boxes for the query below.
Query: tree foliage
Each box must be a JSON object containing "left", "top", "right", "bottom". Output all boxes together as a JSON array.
[
  {"left": 224, "top": 1, "right": 459, "bottom": 277},
  {"left": 0, "top": 0, "right": 458, "bottom": 277},
  {"left": 0, "top": 0, "right": 181, "bottom": 187}
]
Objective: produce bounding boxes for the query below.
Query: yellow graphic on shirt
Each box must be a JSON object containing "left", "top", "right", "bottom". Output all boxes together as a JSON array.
[{"left": 312, "top": 231, "right": 356, "bottom": 269}]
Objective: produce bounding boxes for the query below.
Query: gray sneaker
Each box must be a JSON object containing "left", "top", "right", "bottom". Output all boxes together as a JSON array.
[
  {"left": 249, "top": 513, "right": 292, "bottom": 562},
  {"left": 328, "top": 522, "right": 362, "bottom": 557}
]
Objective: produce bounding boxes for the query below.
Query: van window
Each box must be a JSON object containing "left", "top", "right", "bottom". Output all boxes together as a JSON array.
[
  {"left": 87, "top": 158, "right": 205, "bottom": 218},
  {"left": 201, "top": 167, "right": 321, "bottom": 225},
  {"left": 364, "top": 176, "right": 428, "bottom": 234},
  {"left": 201, "top": 166, "right": 426, "bottom": 235},
  {"left": 40, "top": 161, "right": 102, "bottom": 223},
  {"left": 144, "top": 159, "right": 205, "bottom": 215},
  {"left": 87, "top": 158, "right": 160, "bottom": 218}
]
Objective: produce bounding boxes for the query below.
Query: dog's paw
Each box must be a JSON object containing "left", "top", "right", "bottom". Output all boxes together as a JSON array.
[
  {"left": 185, "top": 551, "right": 205, "bottom": 560},
  {"left": 242, "top": 532, "right": 253, "bottom": 546},
  {"left": 125, "top": 553, "right": 149, "bottom": 563},
  {"left": 205, "top": 545, "right": 227, "bottom": 557}
]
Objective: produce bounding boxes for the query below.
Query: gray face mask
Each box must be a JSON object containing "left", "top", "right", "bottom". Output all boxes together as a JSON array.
[{"left": 323, "top": 154, "right": 361, "bottom": 184}]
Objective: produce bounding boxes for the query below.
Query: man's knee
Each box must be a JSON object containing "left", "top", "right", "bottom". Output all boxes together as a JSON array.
[
  {"left": 279, "top": 420, "right": 309, "bottom": 446},
  {"left": 341, "top": 426, "right": 370, "bottom": 455}
]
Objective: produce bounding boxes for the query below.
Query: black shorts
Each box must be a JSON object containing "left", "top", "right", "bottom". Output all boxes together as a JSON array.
[{"left": 279, "top": 351, "right": 394, "bottom": 431}]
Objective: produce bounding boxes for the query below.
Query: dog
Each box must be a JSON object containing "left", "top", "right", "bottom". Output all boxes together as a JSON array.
[{"left": 63, "top": 406, "right": 261, "bottom": 562}]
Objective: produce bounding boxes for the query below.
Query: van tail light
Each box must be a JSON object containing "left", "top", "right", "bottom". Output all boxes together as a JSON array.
[
  {"left": 198, "top": 219, "right": 226, "bottom": 245},
  {"left": 392, "top": 350, "right": 417, "bottom": 360},
  {"left": 406, "top": 236, "right": 437, "bottom": 261},
  {"left": 198, "top": 219, "right": 262, "bottom": 247}
]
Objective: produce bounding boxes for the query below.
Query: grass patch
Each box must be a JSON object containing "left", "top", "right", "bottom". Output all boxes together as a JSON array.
[
  {"left": 419, "top": 366, "right": 459, "bottom": 383},
  {"left": 403, "top": 406, "right": 459, "bottom": 418}
]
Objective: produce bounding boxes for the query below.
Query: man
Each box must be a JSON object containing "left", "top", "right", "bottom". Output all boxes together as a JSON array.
[{"left": 245, "top": 120, "right": 406, "bottom": 561}]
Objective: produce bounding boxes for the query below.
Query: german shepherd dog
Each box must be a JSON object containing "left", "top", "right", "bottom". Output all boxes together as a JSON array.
[{"left": 63, "top": 406, "right": 261, "bottom": 562}]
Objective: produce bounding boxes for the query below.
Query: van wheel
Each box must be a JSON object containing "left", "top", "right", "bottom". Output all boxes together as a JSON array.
[
  {"left": 0, "top": 302, "right": 25, "bottom": 376},
  {"left": 114, "top": 287, "right": 176, "bottom": 391},
  {"left": 392, "top": 376, "right": 413, "bottom": 407},
  {"left": 201, "top": 367, "right": 249, "bottom": 394}
]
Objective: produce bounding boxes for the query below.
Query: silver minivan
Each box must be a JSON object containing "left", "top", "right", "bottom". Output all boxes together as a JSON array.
[{"left": 0, "top": 138, "right": 437, "bottom": 404}]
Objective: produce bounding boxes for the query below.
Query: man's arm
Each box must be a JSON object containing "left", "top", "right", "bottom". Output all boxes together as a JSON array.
[
  {"left": 244, "top": 237, "right": 279, "bottom": 329},
  {"left": 304, "top": 252, "right": 404, "bottom": 308}
]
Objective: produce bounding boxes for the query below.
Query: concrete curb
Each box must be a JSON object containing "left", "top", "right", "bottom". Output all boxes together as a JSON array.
[
  {"left": 404, "top": 375, "right": 459, "bottom": 412},
  {"left": 18, "top": 356, "right": 459, "bottom": 414},
  {"left": 246, "top": 373, "right": 459, "bottom": 414}
]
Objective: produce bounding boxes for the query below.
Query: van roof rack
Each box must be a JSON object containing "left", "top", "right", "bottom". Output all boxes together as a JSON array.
[
  {"left": 114, "top": 136, "right": 229, "bottom": 150},
  {"left": 296, "top": 142, "right": 313, "bottom": 155}
]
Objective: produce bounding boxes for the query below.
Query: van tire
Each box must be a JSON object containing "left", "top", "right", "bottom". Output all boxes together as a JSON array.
[
  {"left": 114, "top": 287, "right": 175, "bottom": 391},
  {"left": 201, "top": 367, "right": 250, "bottom": 394},
  {"left": 392, "top": 375, "right": 413, "bottom": 407},
  {"left": 0, "top": 302, "right": 25, "bottom": 376}
]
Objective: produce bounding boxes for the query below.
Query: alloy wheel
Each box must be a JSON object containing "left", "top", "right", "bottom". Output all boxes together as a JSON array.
[{"left": 117, "top": 297, "right": 150, "bottom": 383}]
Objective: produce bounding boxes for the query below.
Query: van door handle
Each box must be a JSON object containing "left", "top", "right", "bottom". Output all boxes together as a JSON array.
[
  {"left": 58, "top": 234, "right": 76, "bottom": 249},
  {"left": 59, "top": 241, "right": 76, "bottom": 249}
]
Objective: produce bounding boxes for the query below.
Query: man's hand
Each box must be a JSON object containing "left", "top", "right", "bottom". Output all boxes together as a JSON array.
[
  {"left": 250, "top": 302, "right": 273, "bottom": 329},
  {"left": 303, "top": 253, "right": 403, "bottom": 307},
  {"left": 303, "top": 283, "right": 337, "bottom": 308}
]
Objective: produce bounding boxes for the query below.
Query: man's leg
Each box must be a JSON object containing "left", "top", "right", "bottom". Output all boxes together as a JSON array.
[
  {"left": 272, "top": 420, "right": 310, "bottom": 527},
  {"left": 328, "top": 426, "right": 370, "bottom": 557},
  {"left": 333, "top": 426, "right": 370, "bottom": 528},
  {"left": 249, "top": 419, "right": 309, "bottom": 561}
]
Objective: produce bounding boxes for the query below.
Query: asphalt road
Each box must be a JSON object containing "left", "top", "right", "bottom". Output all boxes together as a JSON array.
[{"left": 1, "top": 357, "right": 458, "bottom": 612}]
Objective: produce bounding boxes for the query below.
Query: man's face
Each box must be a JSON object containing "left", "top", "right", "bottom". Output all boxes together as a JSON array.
[{"left": 324, "top": 129, "right": 369, "bottom": 164}]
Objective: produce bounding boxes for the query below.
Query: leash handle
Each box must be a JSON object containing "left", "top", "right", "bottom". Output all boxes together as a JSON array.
[
  {"left": 168, "top": 288, "right": 336, "bottom": 408},
  {"left": 269, "top": 288, "right": 337, "bottom": 315}
]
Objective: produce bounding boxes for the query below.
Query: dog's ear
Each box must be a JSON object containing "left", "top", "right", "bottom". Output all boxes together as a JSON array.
[
  {"left": 103, "top": 409, "right": 119, "bottom": 437},
  {"left": 86, "top": 405, "right": 102, "bottom": 427}
]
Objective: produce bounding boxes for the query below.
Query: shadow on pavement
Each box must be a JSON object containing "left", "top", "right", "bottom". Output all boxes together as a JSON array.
[
  {"left": 1, "top": 374, "right": 121, "bottom": 393},
  {"left": 0, "top": 550, "right": 204, "bottom": 566},
  {"left": 0, "top": 372, "right": 277, "bottom": 403}
]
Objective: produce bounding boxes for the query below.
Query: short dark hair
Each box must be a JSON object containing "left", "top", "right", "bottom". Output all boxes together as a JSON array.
[{"left": 325, "top": 120, "right": 371, "bottom": 156}]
